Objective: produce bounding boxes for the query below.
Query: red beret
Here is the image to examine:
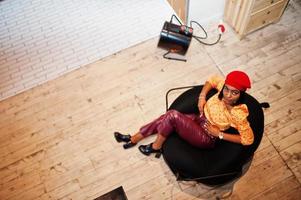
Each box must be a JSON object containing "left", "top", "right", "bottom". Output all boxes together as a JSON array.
[{"left": 225, "top": 71, "right": 251, "bottom": 91}]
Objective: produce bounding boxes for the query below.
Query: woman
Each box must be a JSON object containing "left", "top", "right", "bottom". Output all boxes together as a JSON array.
[{"left": 114, "top": 71, "right": 254, "bottom": 157}]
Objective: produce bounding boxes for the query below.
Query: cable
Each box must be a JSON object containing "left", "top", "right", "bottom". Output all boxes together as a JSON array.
[
  {"left": 193, "top": 34, "right": 222, "bottom": 46},
  {"left": 190, "top": 20, "right": 207, "bottom": 39},
  {"left": 170, "top": 14, "right": 183, "bottom": 25},
  {"left": 163, "top": 50, "right": 187, "bottom": 62},
  {"left": 190, "top": 20, "right": 223, "bottom": 46}
]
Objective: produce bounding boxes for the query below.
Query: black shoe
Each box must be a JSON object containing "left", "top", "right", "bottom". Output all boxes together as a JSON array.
[
  {"left": 123, "top": 141, "right": 137, "bottom": 149},
  {"left": 114, "top": 132, "right": 131, "bottom": 143},
  {"left": 138, "top": 143, "right": 162, "bottom": 158}
]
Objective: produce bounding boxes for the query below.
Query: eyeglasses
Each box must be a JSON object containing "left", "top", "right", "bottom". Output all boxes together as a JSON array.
[{"left": 223, "top": 85, "right": 240, "bottom": 96}]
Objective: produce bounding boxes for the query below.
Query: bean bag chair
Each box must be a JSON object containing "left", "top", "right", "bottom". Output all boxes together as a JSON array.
[{"left": 162, "top": 85, "right": 268, "bottom": 185}]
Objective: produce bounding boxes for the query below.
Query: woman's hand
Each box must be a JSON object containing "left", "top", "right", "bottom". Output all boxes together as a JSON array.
[
  {"left": 198, "top": 97, "right": 206, "bottom": 116},
  {"left": 203, "top": 121, "right": 220, "bottom": 138}
]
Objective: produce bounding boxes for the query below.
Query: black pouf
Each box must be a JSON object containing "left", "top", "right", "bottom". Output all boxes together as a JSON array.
[{"left": 162, "top": 85, "right": 265, "bottom": 185}]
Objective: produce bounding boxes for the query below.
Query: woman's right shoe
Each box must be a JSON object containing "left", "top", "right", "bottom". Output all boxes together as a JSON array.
[
  {"left": 114, "top": 132, "right": 131, "bottom": 143},
  {"left": 138, "top": 143, "right": 162, "bottom": 158}
]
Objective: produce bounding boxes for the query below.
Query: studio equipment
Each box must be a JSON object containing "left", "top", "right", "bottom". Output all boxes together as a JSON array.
[{"left": 157, "top": 15, "right": 225, "bottom": 62}]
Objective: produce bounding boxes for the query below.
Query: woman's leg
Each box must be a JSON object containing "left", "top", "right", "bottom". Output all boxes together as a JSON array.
[
  {"left": 117, "top": 112, "right": 167, "bottom": 145},
  {"left": 152, "top": 133, "right": 167, "bottom": 149},
  {"left": 138, "top": 110, "right": 214, "bottom": 156},
  {"left": 130, "top": 132, "right": 144, "bottom": 143},
  {"left": 148, "top": 110, "right": 198, "bottom": 150},
  {"left": 134, "top": 111, "right": 175, "bottom": 144},
  {"left": 130, "top": 131, "right": 167, "bottom": 148},
  {"left": 121, "top": 109, "right": 214, "bottom": 150},
  {"left": 156, "top": 110, "right": 216, "bottom": 148}
]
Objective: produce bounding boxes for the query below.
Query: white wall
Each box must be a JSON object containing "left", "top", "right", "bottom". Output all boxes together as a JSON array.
[{"left": 187, "top": 0, "right": 225, "bottom": 27}]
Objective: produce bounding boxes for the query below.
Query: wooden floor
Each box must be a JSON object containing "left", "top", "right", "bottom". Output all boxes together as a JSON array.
[{"left": 1, "top": 1, "right": 301, "bottom": 200}]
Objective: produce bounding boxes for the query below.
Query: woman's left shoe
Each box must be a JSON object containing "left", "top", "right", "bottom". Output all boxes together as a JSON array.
[
  {"left": 138, "top": 143, "right": 162, "bottom": 158},
  {"left": 114, "top": 132, "right": 131, "bottom": 143}
]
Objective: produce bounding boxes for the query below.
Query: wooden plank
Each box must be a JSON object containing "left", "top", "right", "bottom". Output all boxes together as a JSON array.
[
  {"left": 233, "top": 155, "right": 293, "bottom": 199},
  {"left": 280, "top": 142, "right": 301, "bottom": 183},
  {"left": 268, "top": 119, "right": 301, "bottom": 152},
  {"left": 0, "top": 172, "right": 42, "bottom": 200},
  {"left": 237, "top": 0, "right": 255, "bottom": 37},
  {"left": 225, "top": 0, "right": 235, "bottom": 27},
  {"left": 251, "top": 176, "right": 301, "bottom": 200},
  {"left": 252, "top": 144, "right": 279, "bottom": 167},
  {"left": 166, "top": 0, "right": 187, "bottom": 23},
  {"left": 232, "top": 0, "right": 243, "bottom": 28},
  {"left": 224, "top": 0, "right": 231, "bottom": 23},
  {"left": 9, "top": 184, "right": 46, "bottom": 200}
]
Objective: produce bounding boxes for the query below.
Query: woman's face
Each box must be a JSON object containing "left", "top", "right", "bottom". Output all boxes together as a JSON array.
[{"left": 222, "top": 84, "right": 240, "bottom": 106}]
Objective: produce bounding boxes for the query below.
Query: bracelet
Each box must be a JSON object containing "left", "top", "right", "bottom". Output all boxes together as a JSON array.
[
  {"left": 218, "top": 132, "right": 224, "bottom": 140},
  {"left": 199, "top": 94, "right": 206, "bottom": 99}
]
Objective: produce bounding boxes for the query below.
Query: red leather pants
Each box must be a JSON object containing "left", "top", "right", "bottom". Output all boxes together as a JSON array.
[{"left": 139, "top": 110, "right": 216, "bottom": 148}]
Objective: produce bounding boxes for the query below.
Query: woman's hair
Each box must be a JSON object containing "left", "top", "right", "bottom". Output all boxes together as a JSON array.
[{"left": 218, "top": 85, "right": 246, "bottom": 106}]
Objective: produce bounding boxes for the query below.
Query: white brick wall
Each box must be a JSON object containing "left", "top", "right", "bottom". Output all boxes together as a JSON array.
[{"left": 0, "top": 0, "right": 175, "bottom": 101}]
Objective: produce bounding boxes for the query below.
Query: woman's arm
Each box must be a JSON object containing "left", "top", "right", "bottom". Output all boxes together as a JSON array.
[
  {"left": 204, "top": 122, "right": 242, "bottom": 144},
  {"left": 217, "top": 132, "right": 242, "bottom": 144},
  {"left": 198, "top": 81, "right": 213, "bottom": 114}
]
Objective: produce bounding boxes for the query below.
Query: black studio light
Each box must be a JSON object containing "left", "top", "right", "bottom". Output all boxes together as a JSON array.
[{"left": 157, "top": 15, "right": 225, "bottom": 62}]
